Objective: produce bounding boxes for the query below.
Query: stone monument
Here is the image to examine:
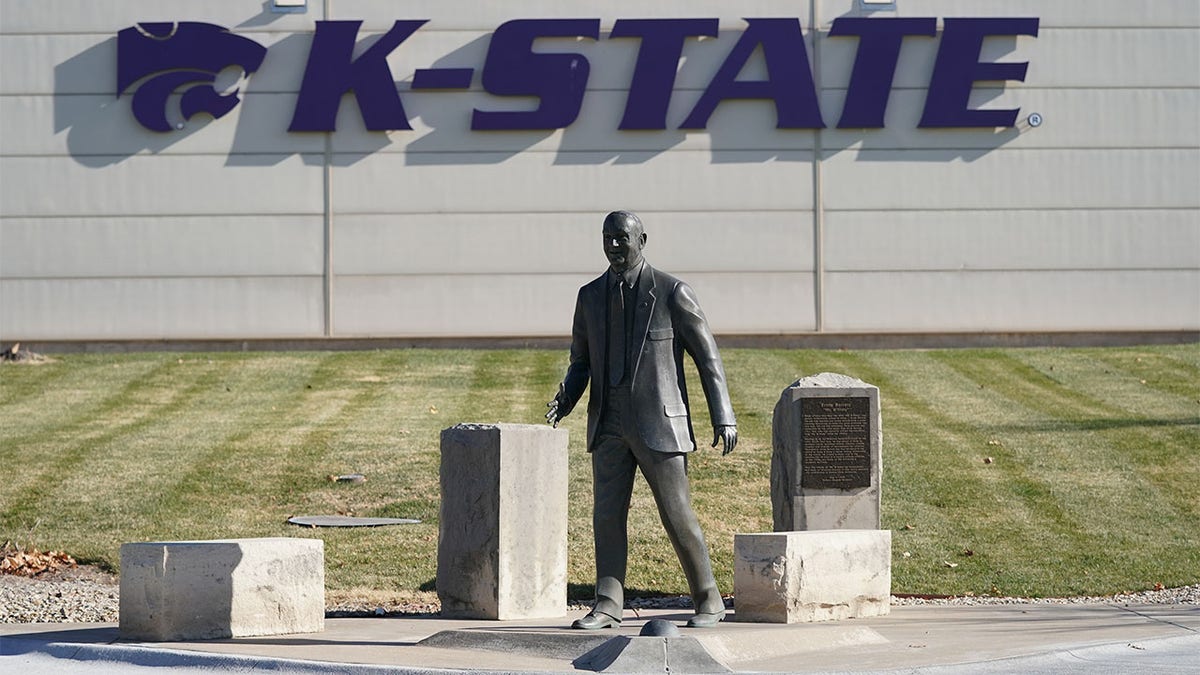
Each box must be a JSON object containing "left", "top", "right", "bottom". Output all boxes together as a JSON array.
[
  {"left": 735, "top": 373, "right": 891, "bottom": 624},
  {"left": 437, "top": 423, "right": 568, "bottom": 620},
  {"left": 770, "top": 373, "right": 882, "bottom": 531}
]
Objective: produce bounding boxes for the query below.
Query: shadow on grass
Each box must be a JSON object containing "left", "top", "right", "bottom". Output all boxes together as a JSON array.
[
  {"left": 569, "top": 582, "right": 596, "bottom": 603},
  {"left": 986, "top": 417, "right": 1199, "bottom": 433},
  {"left": 73, "top": 556, "right": 119, "bottom": 574}
]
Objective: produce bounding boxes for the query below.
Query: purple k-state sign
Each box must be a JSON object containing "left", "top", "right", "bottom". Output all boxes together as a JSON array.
[{"left": 117, "top": 17, "right": 1039, "bottom": 134}]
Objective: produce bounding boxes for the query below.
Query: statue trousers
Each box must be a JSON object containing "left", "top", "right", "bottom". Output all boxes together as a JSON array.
[{"left": 590, "top": 385, "right": 723, "bottom": 617}]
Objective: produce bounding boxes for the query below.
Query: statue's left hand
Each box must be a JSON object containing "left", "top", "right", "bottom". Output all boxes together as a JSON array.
[
  {"left": 545, "top": 383, "right": 566, "bottom": 428},
  {"left": 712, "top": 425, "right": 737, "bottom": 455}
]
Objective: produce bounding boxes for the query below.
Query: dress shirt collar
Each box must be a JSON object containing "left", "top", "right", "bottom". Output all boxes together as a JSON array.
[{"left": 608, "top": 259, "right": 644, "bottom": 290}]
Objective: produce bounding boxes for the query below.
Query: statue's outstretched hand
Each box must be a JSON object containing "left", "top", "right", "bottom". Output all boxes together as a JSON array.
[
  {"left": 712, "top": 425, "right": 738, "bottom": 455},
  {"left": 546, "top": 384, "right": 566, "bottom": 427}
]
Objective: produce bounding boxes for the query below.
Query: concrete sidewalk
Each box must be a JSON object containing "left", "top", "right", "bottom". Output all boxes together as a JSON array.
[{"left": 2, "top": 603, "right": 1198, "bottom": 673}]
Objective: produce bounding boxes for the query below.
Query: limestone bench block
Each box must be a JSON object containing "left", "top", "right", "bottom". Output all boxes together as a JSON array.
[
  {"left": 438, "top": 423, "right": 569, "bottom": 620},
  {"left": 734, "top": 530, "right": 891, "bottom": 623},
  {"left": 119, "top": 538, "right": 324, "bottom": 641}
]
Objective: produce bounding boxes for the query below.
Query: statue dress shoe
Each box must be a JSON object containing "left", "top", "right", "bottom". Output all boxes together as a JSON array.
[
  {"left": 572, "top": 611, "right": 620, "bottom": 630},
  {"left": 685, "top": 610, "right": 725, "bottom": 628}
]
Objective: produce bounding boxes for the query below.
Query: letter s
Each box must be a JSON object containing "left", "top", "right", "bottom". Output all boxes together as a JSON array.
[{"left": 471, "top": 19, "right": 601, "bottom": 130}]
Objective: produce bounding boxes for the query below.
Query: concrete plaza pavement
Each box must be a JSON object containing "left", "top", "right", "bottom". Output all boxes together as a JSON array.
[{"left": 2, "top": 603, "right": 1198, "bottom": 674}]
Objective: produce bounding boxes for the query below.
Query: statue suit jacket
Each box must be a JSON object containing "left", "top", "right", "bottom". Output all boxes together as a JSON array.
[{"left": 557, "top": 263, "right": 736, "bottom": 453}]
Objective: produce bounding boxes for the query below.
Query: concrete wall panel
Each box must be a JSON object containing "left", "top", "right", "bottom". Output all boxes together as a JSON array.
[
  {"left": 821, "top": 149, "right": 1200, "bottom": 211},
  {"left": 823, "top": 210, "right": 1200, "bottom": 272},
  {"left": 334, "top": 272, "right": 814, "bottom": 336},
  {"left": 824, "top": 270, "right": 1200, "bottom": 332},
  {"left": 331, "top": 151, "right": 815, "bottom": 215},
  {"left": 1, "top": 216, "right": 324, "bottom": 278},
  {"left": 334, "top": 211, "right": 812, "bottom": 276},
  {"left": 0, "top": 277, "right": 324, "bottom": 340},
  {"left": 819, "top": 88, "right": 1200, "bottom": 151},
  {"left": 333, "top": 273, "right": 588, "bottom": 337},
  {"left": 1, "top": 93, "right": 322, "bottom": 157},
  {"left": 0, "top": 154, "right": 325, "bottom": 217},
  {"left": 691, "top": 273, "right": 817, "bottom": 334}
]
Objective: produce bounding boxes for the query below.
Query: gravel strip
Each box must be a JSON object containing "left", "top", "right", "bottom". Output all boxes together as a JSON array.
[
  {"left": 2, "top": 572, "right": 1196, "bottom": 624},
  {"left": 0, "top": 575, "right": 119, "bottom": 624}
]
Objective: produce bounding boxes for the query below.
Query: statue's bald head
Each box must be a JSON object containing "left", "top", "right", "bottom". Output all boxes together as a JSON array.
[
  {"left": 602, "top": 210, "right": 647, "bottom": 273},
  {"left": 604, "top": 210, "right": 644, "bottom": 238}
]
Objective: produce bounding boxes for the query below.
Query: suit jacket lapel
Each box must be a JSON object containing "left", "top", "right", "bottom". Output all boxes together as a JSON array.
[
  {"left": 630, "top": 265, "right": 657, "bottom": 380},
  {"left": 585, "top": 276, "right": 608, "bottom": 388}
]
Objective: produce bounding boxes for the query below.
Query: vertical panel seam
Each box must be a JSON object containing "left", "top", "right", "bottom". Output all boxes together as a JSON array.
[
  {"left": 322, "top": 0, "right": 334, "bottom": 337},
  {"left": 812, "top": 2, "right": 826, "bottom": 333},
  {"left": 323, "top": 135, "right": 333, "bottom": 337}
]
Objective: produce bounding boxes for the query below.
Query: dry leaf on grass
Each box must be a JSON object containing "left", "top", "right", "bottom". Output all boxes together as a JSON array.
[{"left": 1, "top": 544, "right": 77, "bottom": 577}]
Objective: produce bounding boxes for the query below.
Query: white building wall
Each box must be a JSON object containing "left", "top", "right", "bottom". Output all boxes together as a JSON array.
[
  {"left": 814, "top": 0, "right": 1200, "bottom": 333},
  {"left": 0, "top": 0, "right": 1197, "bottom": 340}
]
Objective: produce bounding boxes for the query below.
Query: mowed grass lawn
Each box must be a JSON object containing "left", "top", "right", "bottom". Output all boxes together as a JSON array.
[{"left": 1, "top": 345, "right": 1197, "bottom": 603}]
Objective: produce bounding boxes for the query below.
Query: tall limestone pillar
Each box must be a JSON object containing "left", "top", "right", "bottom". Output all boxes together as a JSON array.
[{"left": 437, "top": 423, "right": 569, "bottom": 619}]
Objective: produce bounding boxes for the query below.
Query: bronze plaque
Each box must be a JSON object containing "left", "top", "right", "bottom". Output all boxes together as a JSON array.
[{"left": 800, "top": 397, "right": 871, "bottom": 489}]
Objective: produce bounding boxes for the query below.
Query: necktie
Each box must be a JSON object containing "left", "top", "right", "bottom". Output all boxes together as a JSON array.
[{"left": 608, "top": 279, "right": 625, "bottom": 386}]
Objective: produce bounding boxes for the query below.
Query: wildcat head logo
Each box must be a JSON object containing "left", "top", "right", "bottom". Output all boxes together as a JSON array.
[{"left": 117, "top": 22, "right": 267, "bottom": 132}]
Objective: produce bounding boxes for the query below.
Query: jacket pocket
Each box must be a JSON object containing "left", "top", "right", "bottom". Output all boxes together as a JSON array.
[
  {"left": 648, "top": 328, "right": 673, "bottom": 341},
  {"left": 664, "top": 403, "right": 688, "bottom": 417}
]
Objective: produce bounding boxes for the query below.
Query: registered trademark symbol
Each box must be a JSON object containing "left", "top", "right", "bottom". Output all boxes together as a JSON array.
[{"left": 1027, "top": 112, "right": 1043, "bottom": 127}]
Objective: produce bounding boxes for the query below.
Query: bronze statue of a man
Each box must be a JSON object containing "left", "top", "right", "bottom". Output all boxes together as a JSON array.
[{"left": 547, "top": 210, "right": 737, "bottom": 629}]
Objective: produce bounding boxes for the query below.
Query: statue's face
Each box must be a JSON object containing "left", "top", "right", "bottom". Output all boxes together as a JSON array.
[{"left": 602, "top": 212, "right": 646, "bottom": 273}]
